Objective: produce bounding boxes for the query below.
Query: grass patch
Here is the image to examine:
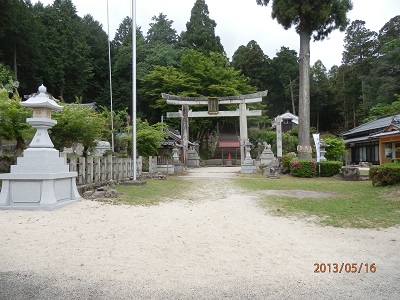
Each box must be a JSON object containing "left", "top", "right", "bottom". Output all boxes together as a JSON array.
[
  {"left": 234, "top": 175, "right": 400, "bottom": 228},
  {"left": 114, "top": 177, "right": 192, "bottom": 206}
]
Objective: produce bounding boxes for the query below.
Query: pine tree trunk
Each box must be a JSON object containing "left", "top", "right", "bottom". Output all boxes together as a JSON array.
[
  {"left": 298, "top": 30, "right": 311, "bottom": 159},
  {"left": 317, "top": 95, "right": 320, "bottom": 132},
  {"left": 13, "top": 43, "right": 18, "bottom": 80}
]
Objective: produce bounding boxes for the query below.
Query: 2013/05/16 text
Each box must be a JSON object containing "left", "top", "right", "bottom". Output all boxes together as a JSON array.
[{"left": 314, "top": 263, "right": 376, "bottom": 273}]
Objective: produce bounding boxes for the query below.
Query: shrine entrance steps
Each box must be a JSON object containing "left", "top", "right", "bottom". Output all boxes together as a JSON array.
[{"left": 203, "top": 125, "right": 240, "bottom": 166}]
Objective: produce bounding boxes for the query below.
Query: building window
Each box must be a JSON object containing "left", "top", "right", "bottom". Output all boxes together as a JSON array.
[{"left": 351, "top": 143, "right": 379, "bottom": 164}]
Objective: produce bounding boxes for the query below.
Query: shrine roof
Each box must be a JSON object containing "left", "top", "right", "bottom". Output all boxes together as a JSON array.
[
  {"left": 218, "top": 141, "right": 240, "bottom": 148},
  {"left": 342, "top": 114, "right": 400, "bottom": 137}
]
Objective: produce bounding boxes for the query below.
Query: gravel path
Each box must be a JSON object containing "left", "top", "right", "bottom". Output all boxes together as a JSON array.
[{"left": 1, "top": 167, "right": 399, "bottom": 299}]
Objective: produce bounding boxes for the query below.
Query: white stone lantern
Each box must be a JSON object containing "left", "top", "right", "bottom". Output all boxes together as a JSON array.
[
  {"left": 0, "top": 85, "right": 80, "bottom": 210},
  {"left": 21, "top": 84, "right": 62, "bottom": 148}
]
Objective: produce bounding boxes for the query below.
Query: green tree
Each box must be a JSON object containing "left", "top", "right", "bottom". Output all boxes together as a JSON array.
[
  {"left": 257, "top": 0, "right": 352, "bottom": 158},
  {"left": 0, "top": 63, "right": 13, "bottom": 90},
  {"left": 377, "top": 15, "right": 400, "bottom": 49},
  {"left": 115, "top": 119, "right": 167, "bottom": 157},
  {"left": 322, "top": 135, "right": 347, "bottom": 161},
  {"left": 112, "top": 23, "right": 146, "bottom": 111},
  {"left": 180, "top": 0, "right": 225, "bottom": 55},
  {"left": 231, "top": 40, "right": 271, "bottom": 91},
  {"left": 366, "top": 94, "right": 400, "bottom": 121},
  {"left": 342, "top": 20, "right": 377, "bottom": 115},
  {"left": 112, "top": 16, "right": 134, "bottom": 47},
  {"left": 140, "top": 12, "right": 184, "bottom": 75},
  {"left": 50, "top": 104, "right": 109, "bottom": 156},
  {"left": 36, "top": 0, "right": 93, "bottom": 100},
  {"left": 270, "top": 46, "right": 299, "bottom": 116},
  {"left": 136, "top": 120, "right": 167, "bottom": 157},
  {"left": 80, "top": 15, "right": 110, "bottom": 106},
  {"left": 310, "top": 60, "right": 332, "bottom": 131},
  {"left": 146, "top": 13, "right": 178, "bottom": 45},
  {"left": 0, "top": 0, "right": 43, "bottom": 93},
  {"left": 367, "top": 16, "right": 400, "bottom": 106},
  {"left": 0, "top": 89, "right": 33, "bottom": 158}
]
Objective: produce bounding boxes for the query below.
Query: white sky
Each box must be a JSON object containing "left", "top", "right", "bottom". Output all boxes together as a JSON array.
[{"left": 34, "top": 0, "right": 399, "bottom": 69}]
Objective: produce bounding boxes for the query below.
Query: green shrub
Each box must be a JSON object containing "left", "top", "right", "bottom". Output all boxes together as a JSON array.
[
  {"left": 317, "top": 161, "right": 343, "bottom": 177},
  {"left": 290, "top": 159, "right": 317, "bottom": 178},
  {"left": 323, "top": 137, "right": 347, "bottom": 161},
  {"left": 282, "top": 152, "right": 297, "bottom": 170},
  {"left": 369, "top": 163, "right": 400, "bottom": 186}
]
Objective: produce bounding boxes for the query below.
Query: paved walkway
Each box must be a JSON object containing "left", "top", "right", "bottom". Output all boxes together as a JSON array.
[{"left": 181, "top": 166, "right": 241, "bottom": 178}]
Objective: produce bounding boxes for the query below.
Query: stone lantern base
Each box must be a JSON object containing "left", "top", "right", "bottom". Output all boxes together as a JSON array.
[{"left": 0, "top": 148, "right": 80, "bottom": 210}]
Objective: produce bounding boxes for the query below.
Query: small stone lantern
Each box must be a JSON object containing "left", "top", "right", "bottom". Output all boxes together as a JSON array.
[
  {"left": 0, "top": 85, "right": 80, "bottom": 210},
  {"left": 241, "top": 140, "right": 257, "bottom": 174}
]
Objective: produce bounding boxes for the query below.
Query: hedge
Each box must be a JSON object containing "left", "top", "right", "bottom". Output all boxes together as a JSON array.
[
  {"left": 369, "top": 163, "right": 400, "bottom": 186},
  {"left": 290, "top": 159, "right": 316, "bottom": 178},
  {"left": 317, "top": 161, "right": 343, "bottom": 177}
]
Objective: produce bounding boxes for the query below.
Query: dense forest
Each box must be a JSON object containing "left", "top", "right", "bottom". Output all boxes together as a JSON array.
[{"left": 1, "top": 0, "right": 399, "bottom": 139}]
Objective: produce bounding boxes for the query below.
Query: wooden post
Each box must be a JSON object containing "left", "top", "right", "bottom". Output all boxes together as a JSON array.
[
  {"left": 87, "top": 157, "right": 93, "bottom": 183},
  {"left": 94, "top": 157, "right": 100, "bottom": 183},
  {"left": 78, "top": 157, "right": 85, "bottom": 184},
  {"left": 107, "top": 154, "right": 113, "bottom": 180}
]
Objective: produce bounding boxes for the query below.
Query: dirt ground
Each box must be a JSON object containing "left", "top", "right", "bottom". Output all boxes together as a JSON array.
[{"left": 0, "top": 167, "right": 399, "bottom": 299}]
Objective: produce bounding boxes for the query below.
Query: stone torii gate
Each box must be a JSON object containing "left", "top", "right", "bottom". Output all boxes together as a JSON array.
[{"left": 161, "top": 91, "right": 268, "bottom": 164}]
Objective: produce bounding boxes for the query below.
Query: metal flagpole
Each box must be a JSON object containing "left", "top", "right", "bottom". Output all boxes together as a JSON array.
[
  {"left": 107, "top": 0, "right": 114, "bottom": 181},
  {"left": 132, "top": 0, "right": 137, "bottom": 180},
  {"left": 107, "top": 0, "right": 114, "bottom": 153}
]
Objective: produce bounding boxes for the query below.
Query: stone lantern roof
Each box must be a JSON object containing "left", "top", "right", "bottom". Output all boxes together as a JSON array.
[{"left": 21, "top": 84, "right": 63, "bottom": 111}]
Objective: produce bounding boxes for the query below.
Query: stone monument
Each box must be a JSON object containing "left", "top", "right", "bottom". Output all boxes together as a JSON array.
[
  {"left": 0, "top": 85, "right": 80, "bottom": 210},
  {"left": 260, "top": 143, "right": 275, "bottom": 166},
  {"left": 259, "top": 142, "right": 280, "bottom": 178},
  {"left": 186, "top": 145, "right": 200, "bottom": 168}
]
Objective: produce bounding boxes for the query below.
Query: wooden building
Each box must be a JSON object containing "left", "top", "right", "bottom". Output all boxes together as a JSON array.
[{"left": 342, "top": 114, "right": 400, "bottom": 165}]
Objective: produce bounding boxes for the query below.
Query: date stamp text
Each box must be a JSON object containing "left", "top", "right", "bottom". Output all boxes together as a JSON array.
[{"left": 314, "top": 263, "right": 376, "bottom": 273}]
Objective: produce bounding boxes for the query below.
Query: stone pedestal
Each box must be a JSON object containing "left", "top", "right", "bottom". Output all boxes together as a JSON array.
[{"left": 0, "top": 148, "right": 80, "bottom": 210}]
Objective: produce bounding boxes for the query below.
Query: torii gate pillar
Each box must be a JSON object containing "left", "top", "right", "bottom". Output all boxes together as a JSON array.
[
  {"left": 181, "top": 104, "right": 189, "bottom": 165},
  {"left": 239, "top": 102, "right": 249, "bottom": 163}
]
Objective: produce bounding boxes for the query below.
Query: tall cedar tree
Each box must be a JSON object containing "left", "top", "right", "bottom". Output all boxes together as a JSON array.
[
  {"left": 271, "top": 46, "right": 299, "bottom": 116},
  {"left": 342, "top": 20, "right": 377, "bottom": 116},
  {"left": 180, "top": 0, "right": 225, "bottom": 56},
  {"left": 369, "top": 16, "right": 400, "bottom": 105},
  {"left": 146, "top": 13, "right": 178, "bottom": 45},
  {"left": 231, "top": 40, "right": 271, "bottom": 91},
  {"left": 257, "top": 0, "right": 352, "bottom": 158}
]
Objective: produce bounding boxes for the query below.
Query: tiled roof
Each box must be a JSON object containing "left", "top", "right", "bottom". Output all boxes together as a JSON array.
[
  {"left": 271, "top": 111, "right": 298, "bottom": 129},
  {"left": 342, "top": 114, "right": 400, "bottom": 137},
  {"left": 342, "top": 136, "right": 376, "bottom": 143},
  {"left": 160, "top": 127, "right": 194, "bottom": 146},
  {"left": 371, "top": 130, "right": 400, "bottom": 138}
]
